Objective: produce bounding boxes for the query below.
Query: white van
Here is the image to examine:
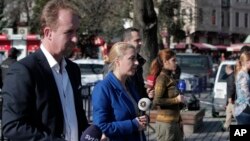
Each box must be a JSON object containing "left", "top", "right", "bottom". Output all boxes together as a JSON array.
[{"left": 212, "top": 60, "right": 236, "bottom": 117}]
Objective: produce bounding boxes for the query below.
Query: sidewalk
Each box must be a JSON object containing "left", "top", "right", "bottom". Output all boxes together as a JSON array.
[{"left": 145, "top": 91, "right": 235, "bottom": 141}]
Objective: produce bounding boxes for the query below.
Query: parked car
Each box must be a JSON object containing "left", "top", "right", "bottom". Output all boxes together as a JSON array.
[
  {"left": 176, "top": 53, "right": 214, "bottom": 91},
  {"left": 73, "top": 58, "right": 104, "bottom": 85},
  {"left": 211, "top": 60, "right": 236, "bottom": 117}
]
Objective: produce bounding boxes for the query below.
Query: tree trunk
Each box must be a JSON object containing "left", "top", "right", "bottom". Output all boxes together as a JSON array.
[{"left": 133, "top": 0, "right": 158, "bottom": 78}]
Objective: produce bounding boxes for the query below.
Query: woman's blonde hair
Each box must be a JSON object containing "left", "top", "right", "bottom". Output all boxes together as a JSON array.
[
  {"left": 235, "top": 51, "right": 250, "bottom": 75},
  {"left": 107, "top": 42, "right": 135, "bottom": 71}
]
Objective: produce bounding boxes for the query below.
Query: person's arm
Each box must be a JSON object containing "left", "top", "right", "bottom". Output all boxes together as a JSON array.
[
  {"left": 2, "top": 63, "right": 65, "bottom": 141},
  {"left": 227, "top": 74, "right": 235, "bottom": 103},
  {"left": 237, "top": 72, "right": 250, "bottom": 101}
]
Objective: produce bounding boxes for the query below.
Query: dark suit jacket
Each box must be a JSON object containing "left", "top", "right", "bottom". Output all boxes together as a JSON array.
[
  {"left": 0, "top": 57, "right": 17, "bottom": 88},
  {"left": 226, "top": 72, "right": 236, "bottom": 102},
  {"left": 2, "top": 49, "right": 89, "bottom": 141},
  {"left": 129, "top": 54, "right": 147, "bottom": 98}
]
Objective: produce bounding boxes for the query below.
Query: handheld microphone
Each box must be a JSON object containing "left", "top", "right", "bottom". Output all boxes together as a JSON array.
[
  {"left": 145, "top": 75, "right": 156, "bottom": 101},
  {"left": 177, "top": 79, "right": 186, "bottom": 94},
  {"left": 138, "top": 98, "right": 152, "bottom": 115},
  {"left": 80, "top": 125, "right": 102, "bottom": 141},
  {"left": 177, "top": 79, "right": 188, "bottom": 110},
  {"left": 138, "top": 98, "right": 152, "bottom": 139},
  {"left": 145, "top": 75, "right": 156, "bottom": 89}
]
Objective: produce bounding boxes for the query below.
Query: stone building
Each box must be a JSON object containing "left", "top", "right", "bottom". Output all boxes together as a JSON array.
[{"left": 180, "top": 0, "right": 250, "bottom": 46}]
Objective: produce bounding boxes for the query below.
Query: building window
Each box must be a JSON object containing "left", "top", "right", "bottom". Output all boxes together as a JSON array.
[
  {"left": 245, "top": 13, "right": 248, "bottom": 28},
  {"left": 182, "top": 9, "right": 186, "bottom": 15},
  {"left": 207, "top": 37, "right": 213, "bottom": 44},
  {"left": 199, "top": 8, "right": 203, "bottom": 24},
  {"left": 222, "top": 0, "right": 230, "bottom": 7},
  {"left": 219, "top": 38, "right": 225, "bottom": 44},
  {"left": 227, "top": 11, "right": 230, "bottom": 27},
  {"left": 222, "top": 12, "right": 225, "bottom": 27},
  {"left": 189, "top": 8, "right": 193, "bottom": 23},
  {"left": 194, "top": 36, "right": 199, "bottom": 42},
  {"left": 235, "top": 12, "right": 239, "bottom": 27},
  {"left": 212, "top": 10, "right": 216, "bottom": 25}
]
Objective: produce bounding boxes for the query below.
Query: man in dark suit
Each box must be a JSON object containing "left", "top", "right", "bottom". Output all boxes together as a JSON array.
[
  {"left": 122, "top": 27, "right": 154, "bottom": 99},
  {"left": 222, "top": 65, "right": 236, "bottom": 131},
  {"left": 1, "top": 0, "right": 89, "bottom": 140}
]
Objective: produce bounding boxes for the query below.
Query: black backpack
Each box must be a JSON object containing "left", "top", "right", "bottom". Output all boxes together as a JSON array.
[{"left": 187, "top": 94, "right": 200, "bottom": 111}]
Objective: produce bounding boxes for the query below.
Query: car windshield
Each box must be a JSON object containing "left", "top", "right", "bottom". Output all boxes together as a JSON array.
[
  {"left": 218, "top": 65, "right": 228, "bottom": 82},
  {"left": 78, "top": 64, "right": 104, "bottom": 75},
  {"left": 177, "top": 56, "right": 209, "bottom": 70},
  {"left": 217, "top": 64, "right": 235, "bottom": 82}
]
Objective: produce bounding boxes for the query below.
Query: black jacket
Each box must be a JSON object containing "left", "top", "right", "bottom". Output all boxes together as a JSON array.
[
  {"left": 226, "top": 72, "right": 236, "bottom": 102},
  {"left": 2, "top": 49, "right": 89, "bottom": 140},
  {"left": 0, "top": 57, "right": 17, "bottom": 88},
  {"left": 129, "top": 54, "right": 147, "bottom": 98}
]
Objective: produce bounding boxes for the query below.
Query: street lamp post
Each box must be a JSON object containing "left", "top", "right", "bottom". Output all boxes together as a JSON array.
[
  {"left": 185, "top": 26, "right": 192, "bottom": 53},
  {"left": 160, "top": 27, "right": 169, "bottom": 48}
]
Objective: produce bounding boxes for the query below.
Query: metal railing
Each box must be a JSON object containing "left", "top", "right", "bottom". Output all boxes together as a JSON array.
[{"left": 80, "top": 83, "right": 96, "bottom": 122}]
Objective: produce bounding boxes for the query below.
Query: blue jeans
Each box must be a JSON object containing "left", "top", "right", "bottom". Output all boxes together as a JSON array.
[{"left": 236, "top": 112, "right": 250, "bottom": 125}]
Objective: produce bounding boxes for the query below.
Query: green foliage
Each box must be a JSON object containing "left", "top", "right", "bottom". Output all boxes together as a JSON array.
[
  {"left": 158, "top": 0, "right": 185, "bottom": 42},
  {"left": 77, "top": 0, "right": 131, "bottom": 41},
  {"left": 30, "top": 0, "right": 50, "bottom": 34},
  {"left": 30, "top": 0, "right": 131, "bottom": 38},
  {"left": 0, "top": 0, "right": 4, "bottom": 23}
]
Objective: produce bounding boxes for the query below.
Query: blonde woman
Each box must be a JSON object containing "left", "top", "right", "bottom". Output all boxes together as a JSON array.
[
  {"left": 92, "top": 42, "right": 148, "bottom": 141},
  {"left": 235, "top": 52, "right": 250, "bottom": 124}
]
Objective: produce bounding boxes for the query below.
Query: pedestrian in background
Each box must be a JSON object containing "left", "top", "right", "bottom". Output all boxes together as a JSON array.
[
  {"left": 92, "top": 42, "right": 148, "bottom": 141},
  {"left": 234, "top": 52, "right": 250, "bottom": 125},
  {"left": 222, "top": 65, "right": 236, "bottom": 131},
  {"left": 0, "top": 47, "right": 20, "bottom": 88},
  {"left": 1, "top": 0, "right": 89, "bottom": 140},
  {"left": 149, "top": 48, "right": 185, "bottom": 141}
]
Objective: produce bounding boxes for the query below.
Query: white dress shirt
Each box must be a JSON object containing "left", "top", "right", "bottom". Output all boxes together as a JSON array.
[{"left": 41, "top": 45, "right": 78, "bottom": 141}]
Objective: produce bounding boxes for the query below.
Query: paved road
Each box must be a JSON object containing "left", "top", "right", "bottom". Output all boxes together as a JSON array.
[{"left": 145, "top": 90, "right": 235, "bottom": 141}]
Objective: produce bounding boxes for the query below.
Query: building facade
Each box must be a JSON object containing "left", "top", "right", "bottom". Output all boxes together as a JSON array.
[{"left": 180, "top": 0, "right": 250, "bottom": 46}]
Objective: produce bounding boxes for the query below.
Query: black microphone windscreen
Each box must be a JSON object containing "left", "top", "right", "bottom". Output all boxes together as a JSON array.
[{"left": 81, "top": 125, "right": 102, "bottom": 141}]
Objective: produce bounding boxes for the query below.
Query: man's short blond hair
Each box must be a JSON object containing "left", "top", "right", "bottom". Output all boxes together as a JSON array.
[{"left": 40, "top": 0, "right": 80, "bottom": 37}]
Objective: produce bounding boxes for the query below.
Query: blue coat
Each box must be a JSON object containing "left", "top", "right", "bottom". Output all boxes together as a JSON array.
[{"left": 92, "top": 72, "right": 146, "bottom": 141}]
